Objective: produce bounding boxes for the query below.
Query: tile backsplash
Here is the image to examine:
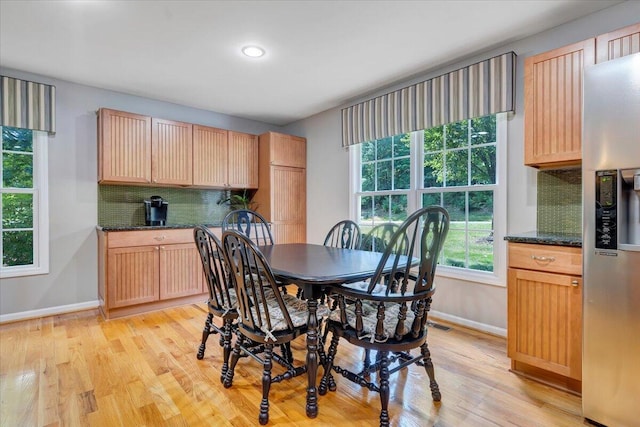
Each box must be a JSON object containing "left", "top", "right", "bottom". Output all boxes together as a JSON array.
[
  {"left": 537, "top": 168, "right": 582, "bottom": 235},
  {"left": 98, "top": 185, "right": 233, "bottom": 226}
]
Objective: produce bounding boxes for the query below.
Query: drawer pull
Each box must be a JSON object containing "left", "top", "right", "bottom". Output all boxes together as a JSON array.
[
  {"left": 571, "top": 280, "right": 579, "bottom": 287},
  {"left": 531, "top": 255, "right": 555, "bottom": 262},
  {"left": 154, "top": 235, "right": 166, "bottom": 241}
]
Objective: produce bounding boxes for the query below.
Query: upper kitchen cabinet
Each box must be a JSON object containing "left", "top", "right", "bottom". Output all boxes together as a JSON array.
[
  {"left": 268, "top": 132, "right": 306, "bottom": 168},
  {"left": 254, "top": 132, "right": 307, "bottom": 243},
  {"left": 151, "top": 118, "right": 193, "bottom": 185},
  {"left": 228, "top": 131, "right": 259, "bottom": 189},
  {"left": 524, "top": 38, "right": 595, "bottom": 168},
  {"left": 193, "top": 125, "right": 228, "bottom": 187},
  {"left": 596, "top": 22, "right": 640, "bottom": 63},
  {"left": 98, "top": 108, "right": 152, "bottom": 184}
]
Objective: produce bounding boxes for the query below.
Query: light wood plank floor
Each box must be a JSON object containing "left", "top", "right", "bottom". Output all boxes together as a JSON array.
[{"left": 0, "top": 304, "right": 588, "bottom": 426}]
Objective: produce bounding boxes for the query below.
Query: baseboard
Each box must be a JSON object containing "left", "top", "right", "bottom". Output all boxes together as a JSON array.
[
  {"left": 430, "top": 310, "right": 507, "bottom": 337},
  {"left": 0, "top": 300, "right": 100, "bottom": 324}
]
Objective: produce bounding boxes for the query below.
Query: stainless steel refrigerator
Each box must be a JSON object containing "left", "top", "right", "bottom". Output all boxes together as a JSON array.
[{"left": 582, "top": 53, "right": 640, "bottom": 427}]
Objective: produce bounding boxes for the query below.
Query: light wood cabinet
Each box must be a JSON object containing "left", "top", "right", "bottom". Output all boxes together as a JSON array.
[
  {"left": 596, "top": 22, "right": 640, "bottom": 63},
  {"left": 524, "top": 39, "right": 595, "bottom": 168},
  {"left": 151, "top": 118, "right": 193, "bottom": 185},
  {"left": 98, "top": 108, "right": 152, "bottom": 184},
  {"left": 254, "top": 132, "right": 307, "bottom": 243},
  {"left": 98, "top": 108, "right": 258, "bottom": 189},
  {"left": 228, "top": 131, "right": 259, "bottom": 189},
  {"left": 507, "top": 242, "right": 582, "bottom": 393},
  {"left": 98, "top": 227, "right": 214, "bottom": 319}
]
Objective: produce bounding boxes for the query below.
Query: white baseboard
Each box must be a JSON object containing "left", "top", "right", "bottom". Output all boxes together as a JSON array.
[
  {"left": 430, "top": 310, "right": 507, "bottom": 337},
  {"left": 0, "top": 300, "right": 100, "bottom": 324}
]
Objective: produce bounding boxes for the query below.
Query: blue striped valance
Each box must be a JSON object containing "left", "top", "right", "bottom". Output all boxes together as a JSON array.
[
  {"left": 342, "top": 52, "right": 515, "bottom": 147},
  {"left": 0, "top": 75, "right": 56, "bottom": 134}
]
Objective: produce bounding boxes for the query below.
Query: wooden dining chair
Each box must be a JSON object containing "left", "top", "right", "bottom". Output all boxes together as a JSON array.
[
  {"left": 319, "top": 206, "right": 450, "bottom": 427},
  {"left": 323, "top": 219, "right": 362, "bottom": 250},
  {"left": 222, "top": 209, "right": 274, "bottom": 246},
  {"left": 193, "top": 226, "right": 238, "bottom": 382},
  {"left": 221, "top": 230, "right": 330, "bottom": 425}
]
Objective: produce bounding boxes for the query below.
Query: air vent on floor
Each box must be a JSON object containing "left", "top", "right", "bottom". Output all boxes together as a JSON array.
[{"left": 428, "top": 321, "right": 451, "bottom": 331}]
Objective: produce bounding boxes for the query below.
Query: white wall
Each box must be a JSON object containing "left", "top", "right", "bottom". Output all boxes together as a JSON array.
[
  {"left": 0, "top": 69, "right": 282, "bottom": 321},
  {"left": 285, "top": 2, "right": 640, "bottom": 335}
]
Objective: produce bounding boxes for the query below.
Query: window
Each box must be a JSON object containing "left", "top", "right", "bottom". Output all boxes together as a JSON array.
[
  {"left": 352, "top": 114, "right": 507, "bottom": 285},
  {"left": 1, "top": 126, "right": 49, "bottom": 278}
]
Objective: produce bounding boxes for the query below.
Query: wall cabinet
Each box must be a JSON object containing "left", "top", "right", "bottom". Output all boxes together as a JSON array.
[
  {"left": 524, "top": 39, "right": 595, "bottom": 168},
  {"left": 98, "top": 227, "right": 214, "bottom": 319},
  {"left": 254, "top": 132, "right": 307, "bottom": 243},
  {"left": 98, "top": 108, "right": 257, "bottom": 189},
  {"left": 596, "top": 22, "right": 640, "bottom": 63},
  {"left": 507, "top": 242, "right": 582, "bottom": 393}
]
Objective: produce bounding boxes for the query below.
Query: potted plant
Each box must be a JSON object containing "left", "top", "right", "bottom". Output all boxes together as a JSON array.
[{"left": 217, "top": 188, "right": 258, "bottom": 211}]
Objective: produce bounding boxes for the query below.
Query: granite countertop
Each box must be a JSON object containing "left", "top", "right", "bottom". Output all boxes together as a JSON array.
[
  {"left": 504, "top": 231, "right": 582, "bottom": 247},
  {"left": 97, "top": 223, "right": 221, "bottom": 232}
]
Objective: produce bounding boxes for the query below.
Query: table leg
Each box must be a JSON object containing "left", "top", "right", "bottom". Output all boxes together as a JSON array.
[{"left": 306, "top": 299, "right": 319, "bottom": 418}]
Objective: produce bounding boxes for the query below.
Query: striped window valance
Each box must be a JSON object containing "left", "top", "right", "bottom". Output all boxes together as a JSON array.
[
  {"left": 342, "top": 52, "right": 515, "bottom": 147},
  {"left": 0, "top": 75, "right": 56, "bottom": 134}
]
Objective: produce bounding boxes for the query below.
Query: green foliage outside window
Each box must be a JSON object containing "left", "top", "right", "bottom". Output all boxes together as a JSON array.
[{"left": 1, "top": 127, "right": 35, "bottom": 267}]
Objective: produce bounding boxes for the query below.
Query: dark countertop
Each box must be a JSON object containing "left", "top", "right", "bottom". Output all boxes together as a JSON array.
[
  {"left": 97, "top": 223, "right": 221, "bottom": 232},
  {"left": 504, "top": 231, "right": 582, "bottom": 247}
]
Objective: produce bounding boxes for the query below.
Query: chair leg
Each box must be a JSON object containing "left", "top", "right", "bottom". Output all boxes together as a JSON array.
[
  {"left": 379, "top": 351, "right": 390, "bottom": 427},
  {"left": 220, "top": 318, "right": 233, "bottom": 383},
  {"left": 420, "top": 341, "right": 441, "bottom": 401},
  {"left": 223, "top": 338, "right": 242, "bottom": 388},
  {"left": 197, "top": 313, "right": 214, "bottom": 360},
  {"left": 259, "top": 344, "right": 273, "bottom": 425},
  {"left": 319, "top": 331, "right": 339, "bottom": 395}
]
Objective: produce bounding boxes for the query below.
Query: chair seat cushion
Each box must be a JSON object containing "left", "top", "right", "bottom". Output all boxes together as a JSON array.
[
  {"left": 209, "top": 287, "right": 237, "bottom": 314},
  {"left": 264, "top": 293, "right": 330, "bottom": 332},
  {"left": 328, "top": 297, "right": 418, "bottom": 343}
]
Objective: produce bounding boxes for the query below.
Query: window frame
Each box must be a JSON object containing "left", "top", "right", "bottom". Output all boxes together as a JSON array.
[
  {"left": 350, "top": 113, "right": 507, "bottom": 287},
  {"left": 0, "top": 127, "right": 49, "bottom": 278}
]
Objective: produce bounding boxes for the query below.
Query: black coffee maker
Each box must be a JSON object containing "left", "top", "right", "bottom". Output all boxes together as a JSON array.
[{"left": 144, "top": 196, "right": 168, "bottom": 226}]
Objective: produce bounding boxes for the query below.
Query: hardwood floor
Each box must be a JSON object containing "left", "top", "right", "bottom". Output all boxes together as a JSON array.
[{"left": 0, "top": 304, "right": 588, "bottom": 426}]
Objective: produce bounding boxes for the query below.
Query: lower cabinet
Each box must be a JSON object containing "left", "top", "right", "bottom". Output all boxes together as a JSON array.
[
  {"left": 98, "top": 228, "right": 215, "bottom": 319},
  {"left": 507, "top": 242, "right": 582, "bottom": 393}
]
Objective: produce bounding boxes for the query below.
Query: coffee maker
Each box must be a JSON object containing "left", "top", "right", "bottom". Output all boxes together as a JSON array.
[{"left": 144, "top": 196, "right": 168, "bottom": 226}]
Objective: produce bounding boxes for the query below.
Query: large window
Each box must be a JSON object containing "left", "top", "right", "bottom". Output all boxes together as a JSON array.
[
  {"left": 0, "top": 126, "right": 49, "bottom": 278},
  {"left": 352, "top": 114, "right": 506, "bottom": 284}
]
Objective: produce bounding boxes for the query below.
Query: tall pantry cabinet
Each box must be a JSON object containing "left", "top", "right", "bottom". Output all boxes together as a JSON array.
[{"left": 254, "top": 132, "right": 307, "bottom": 243}]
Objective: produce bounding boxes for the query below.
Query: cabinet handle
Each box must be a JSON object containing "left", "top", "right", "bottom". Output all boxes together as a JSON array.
[
  {"left": 531, "top": 255, "right": 555, "bottom": 262},
  {"left": 154, "top": 235, "right": 166, "bottom": 241},
  {"left": 571, "top": 280, "right": 579, "bottom": 287}
]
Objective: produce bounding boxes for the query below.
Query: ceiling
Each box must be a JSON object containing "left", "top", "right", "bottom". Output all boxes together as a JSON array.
[{"left": 0, "top": 1, "right": 620, "bottom": 126}]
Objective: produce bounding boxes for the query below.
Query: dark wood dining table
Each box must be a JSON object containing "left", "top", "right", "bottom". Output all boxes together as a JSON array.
[{"left": 256, "top": 242, "right": 403, "bottom": 419}]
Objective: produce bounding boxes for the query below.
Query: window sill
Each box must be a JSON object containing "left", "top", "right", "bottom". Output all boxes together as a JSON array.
[
  {"left": 1, "top": 265, "right": 49, "bottom": 279},
  {"left": 436, "top": 265, "right": 505, "bottom": 287}
]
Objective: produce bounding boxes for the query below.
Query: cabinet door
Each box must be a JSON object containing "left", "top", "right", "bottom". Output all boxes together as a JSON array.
[
  {"left": 524, "top": 39, "right": 595, "bottom": 167},
  {"left": 152, "top": 118, "right": 193, "bottom": 185},
  {"left": 107, "top": 246, "right": 159, "bottom": 308},
  {"left": 507, "top": 268, "right": 582, "bottom": 380},
  {"left": 270, "top": 133, "right": 306, "bottom": 168},
  {"left": 596, "top": 23, "right": 640, "bottom": 63},
  {"left": 193, "top": 125, "right": 228, "bottom": 187},
  {"left": 98, "top": 108, "right": 152, "bottom": 183},
  {"left": 271, "top": 166, "right": 306, "bottom": 243},
  {"left": 228, "top": 131, "right": 258, "bottom": 189},
  {"left": 159, "top": 243, "right": 204, "bottom": 299}
]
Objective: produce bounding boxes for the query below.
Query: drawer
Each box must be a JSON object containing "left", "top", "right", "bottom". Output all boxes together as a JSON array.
[
  {"left": 508, "top": 242, "right": 582, "bottom": 276},
  {"left": 106, "top": 227, "right": 221, "bottom": 248}
]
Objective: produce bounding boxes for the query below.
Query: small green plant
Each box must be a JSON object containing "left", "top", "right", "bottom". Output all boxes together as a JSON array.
[{"left": 218, "top": 189, "right": 258, "bottom": 210}]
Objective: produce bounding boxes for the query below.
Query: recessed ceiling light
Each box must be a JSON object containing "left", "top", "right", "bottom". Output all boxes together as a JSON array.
[{"left": 242, "top": 45, "right": 265, "bottom": 58}]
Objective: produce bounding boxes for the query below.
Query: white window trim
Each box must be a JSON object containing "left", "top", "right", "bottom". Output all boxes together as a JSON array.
[
  {"left": 0, "top": 130, "right": 49, "bottom": 278},
  {"left": 349, "top": 113, "right": 507, "bottom": 287}
]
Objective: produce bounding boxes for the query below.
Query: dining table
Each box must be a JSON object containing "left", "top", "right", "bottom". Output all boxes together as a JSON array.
[{"left": 256, "top": 242, "right": 410, "bottom": 419}]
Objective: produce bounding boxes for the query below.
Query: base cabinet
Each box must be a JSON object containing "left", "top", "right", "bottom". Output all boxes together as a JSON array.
[
  {"left": 98, "top": 228, "right": 213, "bottom": 319},
  {"left": 507, "top": 243, "right": 582, "bottom": 393}
]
